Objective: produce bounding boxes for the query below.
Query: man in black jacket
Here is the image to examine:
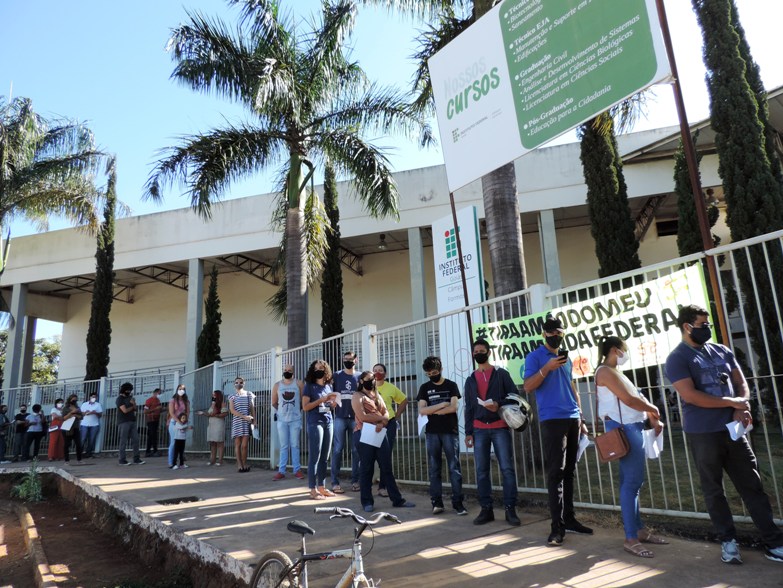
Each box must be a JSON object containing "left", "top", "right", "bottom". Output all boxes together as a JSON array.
[{"left": 464, "top": 338, "right": 520, "bottom": 526}]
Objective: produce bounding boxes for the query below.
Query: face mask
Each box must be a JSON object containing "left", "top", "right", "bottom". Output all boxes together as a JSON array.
[
  {"left": 473, "top": 352, "right": 489, "bottom": 364},
  {"left": 689, "top": 324, "right": 712, "bottom": 345},
  {"left": 283, "top": 371, "right": 294, "bottom": 380},
  {"left": 428, "top": 374, "right": 441, "bottom": 383},
  {"left": 56, "top": 403, "right": 63, "bottom": 409},
  {"left": 313, "top": 369, "right": 326, "bottom": 380},
  {"left": 211, "top": 396, "right": 217, "bottom": 401},
  {"left": 234, "top": 383, "right": 243, "bottom": 389},
  {"left": 362, "top": 381, "right": 374, "bottom": 391},
  {"left": 177, "top": 390, "right": 185, "bottom": 396},
  {"left": 373, "top": 372, "right": 384, "bottom": 381},
  {"left": 90, "top": 397, "right": 97, "bottom": 403},
  {"left": 616, "top": 350, "right": 630, "bottom": 366},
  {"left": 343, "top": 361, "right": 355, "bottom": 370},
  {"left": 21, "top": 409, "right": 27, "bottom": 413},
  {"left": 545, "top": 335, "right": 563, "bottom": 349}
]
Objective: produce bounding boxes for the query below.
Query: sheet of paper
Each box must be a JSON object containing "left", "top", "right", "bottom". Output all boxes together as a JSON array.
[
  {"left": 60, "top": 417, "right": 75, "bottom": 432},
  {"left": 576, "top": 433, "right": 591, "bottom": 462},
  {"left": 642, "top": 429, "right": 664, "bottom": 459},
  {"left": 417, "top": 414, "right": 428, "bottom": 436},
  {"left": 251, "top": 424, "right": 260, "bottom": 440},
  {"left": 726, "top": 420, "right": 753, "bottom": 441},
  {"left": 477, "top": 397, "right": 495, "bottom": 407},
  {"left": 333, "top": 393, "right": 342, "bottom": 407},
  {"left": 360, "top": 422, "right": 387, "bottom": 448}
]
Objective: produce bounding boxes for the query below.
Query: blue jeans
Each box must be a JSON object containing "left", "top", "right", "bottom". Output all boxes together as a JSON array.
[
  {"left": 331, "top": 416, "right": 359, "bottom": 486},
  {"left": 307, "top": 421, "right": 332, "bottom": 489},
  {"left": 277, "top": 418, "right": 302, "bottom": 473},
  {"left": 80, "top": 425, "right": 100, "bottom": 456},
  {"left": 606, "top": 420, "right": 646, "bottom": 539},
  {"left": 355, "top": 430, "right": 405, "bottom": 507},
  {"left": 426, "top": 432, "right": 463, "bottom": 505},
  {"left": 473, "top": 427, "right": 517, "bottom": 509},
  {"left": 168, "top": 420, "right": 177, "bottom": 466}
]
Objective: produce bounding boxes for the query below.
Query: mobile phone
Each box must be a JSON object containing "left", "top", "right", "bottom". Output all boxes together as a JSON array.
[{"left": 558, "top": 348, "right": 569, "bottom": 359}]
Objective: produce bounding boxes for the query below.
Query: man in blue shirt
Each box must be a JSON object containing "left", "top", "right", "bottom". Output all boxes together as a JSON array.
[
  {"left": 665, "top": 304, "right": 783, "bottom": 565},
  {"left": 524, "top": 317, "right": 592, "bottom": 546},
  {"left": 330, "top": 351, "right": 360, "bottom": 493}
]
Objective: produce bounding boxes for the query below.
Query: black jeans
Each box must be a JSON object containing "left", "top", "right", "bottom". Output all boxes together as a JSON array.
[
  {"left": 23, "top": 431, "right": 45, "bottom": 460},
  {"left": 63, "top": 431, "right": 83, "bottom": 462},
  {"left": 146, "top": 420, "right": 160, "bottom": 453},
  {"left": 541, "top": 418, "right": 580, "bottom": 532},
  {"left": 688, "top": 431, "right": 783, "bottom": 547}
]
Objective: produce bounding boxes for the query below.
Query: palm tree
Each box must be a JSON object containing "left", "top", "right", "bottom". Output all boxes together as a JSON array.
[
  {"left": 0, "top": 96, "right": 104, "bottom": 276},
  {"left": 145, "top": 0, "right": 432, "bottom": 347},
  {"left": 362, "top": 0, "right": 527, "bottom": 305}
]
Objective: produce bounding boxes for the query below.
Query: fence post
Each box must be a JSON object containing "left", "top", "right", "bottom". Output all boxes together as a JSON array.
[
  {"left": 30, "top": 384, "right": 41, "bottom": 407},
  {"left": 361, "top": 324, "right": 378, "bottom": 372},
  {"left": 528, "top": 283, "right": 553, "bottom": 314},
  {"left": 269, "top": 347, "right": 283, "bottom": 471},
  {"left": 96, "top": 377, "right": 107, "bottom": 454},
  {"left": 211, "top": 361, "right": 222, "bottom": 394}
]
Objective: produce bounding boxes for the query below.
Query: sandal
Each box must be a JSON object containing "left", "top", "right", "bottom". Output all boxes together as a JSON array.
[
  {"left": 310, "top": 490, "right": 326, "bottom": 500},
  {"left": 624, "top": 543, "right": 655, "bottom": 558},
  {"left": 351, "top": 483, "right": 360, "bottom": 492},
  {"left": 377, "top": 489, "right": 388, "bottom": 497},
  {"left": 319, "top": 488, "right": 336, "bottom": 497},
  {"left": 638, "top": 529, "right": 669, "bottom": 544},
  {"left": 332, "top": 485, "right": 345, "bottom": 494}
]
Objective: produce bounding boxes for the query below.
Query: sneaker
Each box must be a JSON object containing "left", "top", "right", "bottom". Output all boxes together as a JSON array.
[
  {"left": 172, "top": 465, "right": 180, "bottom": 470},
  {"left": 454, "top": 502, "right": 468, "bottom": 516},
  {"left": 119, "top": 460, "right": 130, "bottom": 466},
  {"left": 273, "top": 472, "right": 286, "bottom": 481},
  {"left": 721, "top": 539, "right": 742, "bottom": 564},
  {"left": 152, "top": 451, "right": 161, "bottom": 457},
  {"left": 294, "top": 471, "right": 305, "bottom": 479},
  {"left": 505, "top": 507, "right": 521, "bottom": 527},
  {"left": 547, "top": 531, "right": 564, "bottom": 546},
  {"left": 564, "top": 519, "right": 593, "bottom": 535},
  {"left": 181, "top": 463, "right": 188, "bottom": 468},
  {"left": 133, "top": 459, "right": 146, "bottom": 465},
  {"left": 473, "top": 508, "right": 495, "bottom": 525},
  {"left": 765, "top": 545, "right": 783, "bottom": 563},
  {"left": 394, "top": 501, "right": 416, "bottom": 508},
  {"left": 363, "top": 504, "right": 374, "bottom": 513},
  {"left": 432, "top": 499, "right": 445, "bottom": 515},
  {"left": 0, "top": 460, "right": 12, "bottom": 464}
]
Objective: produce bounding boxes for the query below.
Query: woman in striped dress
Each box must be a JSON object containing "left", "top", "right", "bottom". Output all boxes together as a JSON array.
[{"left": 229, "top": 377, "right": 255, "bottom": 472}]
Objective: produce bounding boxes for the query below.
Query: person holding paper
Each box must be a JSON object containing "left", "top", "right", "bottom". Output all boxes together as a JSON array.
[
  {"left": 465, "top": 338, "right": 521, "bottom": 527},
  {"left": 373, "top": 363, "right": 407, "bottom": 497},
  {"left": 61, "top": 394, "right": 84, "bottom": 465},
  {"left": 665, "top": 304, "right": 783, "bottom": 565},
  {"left": 416, "top": 356, "right": 466, "bottom": 516},
  {"left": 595, "top": 336, "right": 666, "bottom": 558},
  {"left": 47, "top": 399, "right": 65, "bottom": 461},
  {"left": 352, "top": 371, "right": 414, "bottom": 512},
  {"left": 302, "top": 360, "right": 337, "bottom": 499}
]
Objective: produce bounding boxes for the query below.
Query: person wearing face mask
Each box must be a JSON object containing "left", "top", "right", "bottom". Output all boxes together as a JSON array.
[
  {"left": 79, "top": 393, "right": 103, "bottom": 458},
  {"left": 47, "top": 399, "right": 65, "bottom": 462},
  {"left": 197, "top": 390, "right": 229, "bottom": 466},
  {"left": 523, "top": 317, "right": 592, "bottom": 545},
  {"left": 465, "top": 339, "right": 520, "bottom": 527},
  {"left": 665, "top": 304, "right": 783, "bottom": 565},
  {"left": 595, "top": 336, "right": 666, "bottom": 558},
  {"left": 271, "top": 364, "right": 304, "bottom": 480},
  {"left": 416, "top": 356, "right": 466, "bottom": 516},
  {"left": 61, "top": 395, "right": 84, "bottom": 465},
  {"left": 11, "top": 404, "right": 29, "bottom": 462},
  {"left": 229, "top": 377, "right": 255, "bottom": 472},
  {"left": 372, "top": 363, "right": 407, "bottom": 497},
  {"left": 167, "top": 384, "right": 190, "bottom": 468},
  {"left": 302, "top": 360, "right": 338, "bottom": 499},
  {"left": 22, "top": 404, "right": 46, "bottom": 461},
  {"left": 116, "top": 382, "right": 145, "bottom": 466},
  {"left": 0, "top": 405, "right": 11, "bottom": 463},
  {"left": 144, "top": 388, "right": 163, "bottom": 457},
  {"left": 330, "top": 351, "right": 361, "bottom": 493}
]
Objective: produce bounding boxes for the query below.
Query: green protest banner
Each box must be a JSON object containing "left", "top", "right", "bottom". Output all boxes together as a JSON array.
[{"left": 473, "top": 265, "right": 710, "bottom": 384}]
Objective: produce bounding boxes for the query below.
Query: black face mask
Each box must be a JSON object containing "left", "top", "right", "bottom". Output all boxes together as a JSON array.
[
  {"left": 362, "top": 380, "right": 374, "bottom": 391},
  {"left": 283, "top": 371, "right": 294, "bottom": 380},
  {"left": 473, "top": 352, "right": 489, "bottom": 364},
  {"left": 313, "top": 369, "right": 326, "bottom": 380},
  {"left": 546, "top": 335, "right": 563, "bottom": 349},
  {"left": 689, "top": 324, "right": 712, "bottom": 345},
  {"left": 428, "top": 374, "right": 441, "bottom": 383},
  {"left": 211, "top": 397, "right": 217, "bottom": 401},
  {"left": 343, "top": 361, "right": 355, "bottom": 370}
]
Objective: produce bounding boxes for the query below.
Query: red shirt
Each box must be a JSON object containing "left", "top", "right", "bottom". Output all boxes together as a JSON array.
[
  {"left": 473, "top": 367, "right": 507, "bottom": 430},
  {"left": 144, "top": 396, "right": 162, "bottom": 423}
]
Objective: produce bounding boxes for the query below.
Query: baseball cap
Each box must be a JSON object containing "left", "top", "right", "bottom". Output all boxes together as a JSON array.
[{"left": 542, "top": 316, "right": 564, "bottom": 333}]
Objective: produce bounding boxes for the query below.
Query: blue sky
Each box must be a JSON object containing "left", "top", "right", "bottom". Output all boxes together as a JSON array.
[{"left": 1, "top": 0, "right": 782, "bottom": 340}]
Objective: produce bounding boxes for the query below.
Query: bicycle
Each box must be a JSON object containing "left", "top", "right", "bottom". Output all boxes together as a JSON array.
[{"left": 250, "top": 506, "right": 402, "bottom": 588}]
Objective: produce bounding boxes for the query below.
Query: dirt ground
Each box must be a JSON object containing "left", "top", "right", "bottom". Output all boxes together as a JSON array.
[{"left": 0, "top": 495, "right": 171, "bottom": 588}]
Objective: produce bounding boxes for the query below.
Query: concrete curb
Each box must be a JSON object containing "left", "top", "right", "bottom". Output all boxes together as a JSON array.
[{"left": 12, "top": 501, "right": 57, "bottom": 588}]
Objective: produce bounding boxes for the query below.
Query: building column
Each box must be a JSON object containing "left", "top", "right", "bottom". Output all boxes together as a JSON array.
[
  {"left": 21, "top": 317, "right": 37, "bottom": 384},
  {"left": 4, "top": 284, "right": 28, "bottom": 390},
  {"left": 408, "top": 227, "right": 429, "bottom": 389},
  {"left": 185, "top": 259, "right": 204, "bottom": 374},
  {"left": 538, "top": 209, "right": 562, "bottom": 291}
]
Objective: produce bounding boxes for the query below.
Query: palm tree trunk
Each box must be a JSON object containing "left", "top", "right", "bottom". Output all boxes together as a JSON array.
[{"left": 286, "top": 156, "right": 308, "bottom": 348}]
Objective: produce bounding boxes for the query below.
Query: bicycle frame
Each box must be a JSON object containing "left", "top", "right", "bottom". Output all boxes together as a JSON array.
[{"left": 289, "top": 525, "right": 369, "bottom": 588}]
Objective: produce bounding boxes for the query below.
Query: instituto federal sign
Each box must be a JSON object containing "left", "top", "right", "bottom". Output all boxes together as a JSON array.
[
  {"left": 472, "top": 265, "right": 710, "bottom": 385},
  {"left": 429, "top": 0, "right": 672, "bottom": 192}
]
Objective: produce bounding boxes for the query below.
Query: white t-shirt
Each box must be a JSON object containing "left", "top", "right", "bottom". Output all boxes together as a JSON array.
[
  {"left": 80, "top": 401, "right": 103, "bottom": 427},
  {"left": 596, "top": 366, "right": 646, "bottom": 424}
]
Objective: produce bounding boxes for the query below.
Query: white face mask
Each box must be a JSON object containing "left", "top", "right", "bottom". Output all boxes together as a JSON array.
[
  {"left": 56, "top": 403, "right": 63, "bottom": 409},
  {"left": 177, "top": 390, "right": 185, "bottom": 396},
  {"left": 616, "top": 350, "right": 630, "bottom": 366},
  {"left": 89, "top": 397, "right": 97, "bottom": 403}
]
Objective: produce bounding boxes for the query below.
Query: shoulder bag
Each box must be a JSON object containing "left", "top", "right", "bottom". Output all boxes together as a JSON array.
[{"left": 594, "top": 382, "right": 630, "bottom": 463}]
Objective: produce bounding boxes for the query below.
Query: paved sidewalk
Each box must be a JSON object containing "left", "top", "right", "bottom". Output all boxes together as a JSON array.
[{"left": 3, "top": 457, "right": 783, "bottom": 587}]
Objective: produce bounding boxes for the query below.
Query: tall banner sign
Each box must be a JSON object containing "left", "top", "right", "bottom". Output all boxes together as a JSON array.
[
  {"left": 428, "top": 0, "right": 671, "bottom": 192},
  {"left": 472, "top": 265, "right": 710, "bottom": 384}
]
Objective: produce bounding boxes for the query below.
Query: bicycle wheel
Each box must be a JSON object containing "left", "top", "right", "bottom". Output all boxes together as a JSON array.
[{"left": 251, "top": 550, "right": 298, "bottom": 588}]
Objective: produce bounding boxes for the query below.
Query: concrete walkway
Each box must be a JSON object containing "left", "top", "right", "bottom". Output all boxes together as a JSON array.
[{"left": 4, "top": 457, "right": 782, "bottom": 587}]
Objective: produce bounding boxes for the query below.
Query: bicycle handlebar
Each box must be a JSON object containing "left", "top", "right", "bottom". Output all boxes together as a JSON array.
[{"left": 314, "top": 506, "right": 402, "bottom": 526}]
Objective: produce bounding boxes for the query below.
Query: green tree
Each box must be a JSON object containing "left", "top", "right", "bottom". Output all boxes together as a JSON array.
[
  {"left": 84, "top": 159, "right": 117, "bottom": 381},
  {"left": 321, "top": 163, "right": 343, "bottom": 339},
  {"left": 578, "top": 113, "right": 640, "bottom": 277},
  {"left": 362, "top": 0, "right": 528, "bottom": 305},
  {"left": 197, "top": 266, "right": 222, "bottom": 367},
  {"left": 146, "top": 0, "right": 431, "bottom": 347},
  {"left": 0, "top": 96, "right": 103, "bottom": 276},
  {"left": 0, "top": 332, "right": 61, "bottom": 386}
]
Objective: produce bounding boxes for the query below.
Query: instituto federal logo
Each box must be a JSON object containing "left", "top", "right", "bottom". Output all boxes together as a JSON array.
[{"left": 445, "top": 227, "right": 460, "bottom": 259}]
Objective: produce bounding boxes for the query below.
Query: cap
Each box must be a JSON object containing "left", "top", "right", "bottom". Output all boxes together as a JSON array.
[{"left": 542, "top": 316, "right": 564, "bottom": 333}]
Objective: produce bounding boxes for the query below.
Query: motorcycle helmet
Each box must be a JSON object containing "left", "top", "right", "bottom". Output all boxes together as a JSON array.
[{"left": 499, "top": 393, "right": 532, "bottom": 432}]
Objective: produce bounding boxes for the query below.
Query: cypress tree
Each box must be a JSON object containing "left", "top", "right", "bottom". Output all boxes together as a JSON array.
[
  {"left": 84, "top": 160, "right": 116, "bottom": 380},
  {"left": 578, "top": 113, "right": 641, "bottom": 278},
  {"left": 196, "top": 266, "right": 222, "bottom": 368},
  {"left": 320, "top": 163, "right": 343, "bottom": 339}
]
